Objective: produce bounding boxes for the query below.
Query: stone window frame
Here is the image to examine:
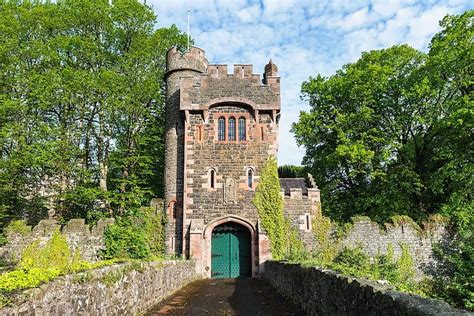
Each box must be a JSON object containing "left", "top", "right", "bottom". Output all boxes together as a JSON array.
[
  {"left": 244, "top": 166, "right": 256, "bottom": 190},
  {"left": 228, "top": 116, "right": 236, "bottom": 141},
  {"left": 207, "top": 167, "right": 218, "bottom": 191},
  {"left": 304, "top": 213, "right": 312, "bottom": 232},
  {"left": 238, "top": 116, "right": 246, "bottom": 141},
  {"left": 217, "top": 117, "right": 226, "bottom": 141},
  {"left": 167, "top": 199, "right": 177, "bottom": 219},
  {"left": 215, "top": 112, "right": 250, "bottom": 144},
  {"left": 195, "top": 124, "right": 203, "bottom": 142}
]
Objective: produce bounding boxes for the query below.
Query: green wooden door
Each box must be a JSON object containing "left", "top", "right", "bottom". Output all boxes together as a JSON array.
[{"left": 211, "top": 223, "right": 251, "bottom": 278}]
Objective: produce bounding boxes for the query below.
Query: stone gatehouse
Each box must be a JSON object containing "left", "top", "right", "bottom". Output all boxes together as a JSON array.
[{"left": 163, "top": 46, "right": 320, "bottom": 278}]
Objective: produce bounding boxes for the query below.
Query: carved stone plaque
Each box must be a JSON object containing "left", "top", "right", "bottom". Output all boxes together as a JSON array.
[{"left": 224, "top": 177, "right": 236, "bottom": 204}]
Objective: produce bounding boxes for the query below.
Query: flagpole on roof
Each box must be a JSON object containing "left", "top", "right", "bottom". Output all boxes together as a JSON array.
[{"left": 187, "top": 10, "right": 190, "bottom": 50}]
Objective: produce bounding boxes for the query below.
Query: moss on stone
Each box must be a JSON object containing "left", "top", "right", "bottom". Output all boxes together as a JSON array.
[
  {"left": 389, "top": 215, "right": 422, "bottom": 234},
  {"left": 350, "top": 216, "right": 372, "bottom": 223},
  {"left": 5, "top": 220, "right": 31, "bottom": 236}
]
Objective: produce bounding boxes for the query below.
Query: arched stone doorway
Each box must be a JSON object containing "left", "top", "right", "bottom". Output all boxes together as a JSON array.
[{"left": 211, "top": 222, "right": 251, "bottom": 278}]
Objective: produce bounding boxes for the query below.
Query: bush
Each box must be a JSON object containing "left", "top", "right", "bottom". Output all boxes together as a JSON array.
[
  {"left": 101, "top": 207, "right": 165, "bottom": 260},
  {"left": 330, "top": 247, "right": 371, "bottom": 277},
  {"left": 432, "top": 201, "right": 474, "bottom": 310},
  {"left": 302, "top": 243, "right": 422, "bottom": 295},
  {"left": 4, "top": 220, "right": 30, "bottom": 236},
  {"left": 0, "top": 229, "right": 116, "bottom": 296},
  {"left": 0, "top": 234, "right": 7, "bottom": 246}
]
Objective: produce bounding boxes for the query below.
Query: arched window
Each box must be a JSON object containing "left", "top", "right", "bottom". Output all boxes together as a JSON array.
[
  {"left": 228, "top": 117, "right": 236, "bottom": 141},
  {"left": 218, "top": 117, "right": 225, "bottom": 141},
  {"left": 238, "top": 117, "right": 246, "bottom": 141},
  {"left": 247, "top": 169, "right": 253, "bottom": 189},
  {"left": 210, "top": 169, "right": 215, "bottom": 189}
]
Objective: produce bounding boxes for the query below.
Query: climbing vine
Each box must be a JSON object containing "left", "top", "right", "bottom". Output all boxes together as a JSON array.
[
  {"left": 311, "top": 211, "right": 340, "bottom": 265},
  {"left": 252, "top": 156, "right": 304, "bottom": 260},
  {"left": 252, "top": 156, "right": 286, "bottom": 259}
]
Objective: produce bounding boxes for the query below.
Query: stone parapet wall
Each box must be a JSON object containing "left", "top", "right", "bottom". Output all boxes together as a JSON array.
[
  {"left": 0, "top": 218, "right": 114, "bottom": 263},
  {"left": 263, "top": 261, "right": 468, "bottom": 316},
  {"left": 0, "top": 260, "right": 199, "bottom": 315},
  {"left": 341, "top": 217, "right": 446, "bottom": 276}
]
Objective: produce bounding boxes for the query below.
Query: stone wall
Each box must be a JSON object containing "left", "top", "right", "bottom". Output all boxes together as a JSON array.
[
  {"left": 164, "top": 45, "right": 282, "bottom": 259},
  {"left": 281, "top": 188, "right": 321, "bottom": 249},
  {"left": 263, "top": 261, "right": 468, "bottom": 316},
  {"left": 0, "top": 260, "right": 199, "bottom": 315},
  {"left": 0, "top": 218, "right": 114, "bottom": 263},
  {"left": 184, "top": 105, "right": 276, "bottom": 229},
  {"left": 341, "top": 216, "right": 446, "bottom": 276}
]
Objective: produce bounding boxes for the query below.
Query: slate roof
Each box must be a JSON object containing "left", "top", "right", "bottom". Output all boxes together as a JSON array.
[{"left": 279, "top": 178, "right": 308, "bottom": 196}]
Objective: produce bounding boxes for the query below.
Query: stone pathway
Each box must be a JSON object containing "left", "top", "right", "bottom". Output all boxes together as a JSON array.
[{"left": 146, "top": 278, "right": 304, "bottom": 315}]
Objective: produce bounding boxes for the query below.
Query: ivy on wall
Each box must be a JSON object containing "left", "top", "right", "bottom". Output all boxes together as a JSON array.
[{"left": 252, "top": 156, "right": 304, "bottom": 260}]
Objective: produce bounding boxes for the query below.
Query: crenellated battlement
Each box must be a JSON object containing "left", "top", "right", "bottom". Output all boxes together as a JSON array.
[
  {"left": 166, "top": 46, "right": 209, "bottom": 76},
  {"left": 280, "top": 188, "right": 320, "bottom": 202},
  {"left": 207, "top": 64, "right": 263, "bottom": 82},
  {"left": 167, "top": 46, "right": 279, "bottom": 89},
  {"left": 178, "top": 58, "right": 280, "bottom": 111}
]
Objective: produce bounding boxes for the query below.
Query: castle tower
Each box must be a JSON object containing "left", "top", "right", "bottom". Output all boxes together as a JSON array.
[
  {"left": 164, "top": 47, "right": 208, "bottom": 254},
  {"left": 163, "top": 46, "right": 319, "bottom": 278}
]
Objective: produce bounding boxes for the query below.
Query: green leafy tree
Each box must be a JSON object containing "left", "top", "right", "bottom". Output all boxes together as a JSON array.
[
  {"left": 293, "top": 11, "right": 473, "bottom": 225},
  {"left": 0, "top": 0, "right": 188, "bottom": 227},
  {"left": 101, "top": 207, "right": 166, "bottom": 260},
  {"left": 293, "top": 44, "right": 431, "bottom": 223},
  {"left": 426, "top": 11, "right": 473, "bottom": 310},
  {"left": 293, "top": 10, "right": 473, "bottom": 309},
  {"left": 278, "top": 164, "right": 307, "bottom": 178}
]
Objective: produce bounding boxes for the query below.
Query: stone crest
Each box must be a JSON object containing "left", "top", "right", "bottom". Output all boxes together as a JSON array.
[{"left": 224, "top": 177, "right": 236, "bottom": 204}]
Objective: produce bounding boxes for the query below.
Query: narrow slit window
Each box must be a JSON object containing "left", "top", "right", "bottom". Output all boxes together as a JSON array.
[
  {"left": 218, "top": 117, "right": 225, "bottom": 141},
  {"left": 196, "top": 126, "right": 202, "bottom": 141},
  {"left": 228, "top": 117, "right": 236, "bottom": 141},
  {"left": 210, "top": 169, "right": 215, "bottom": 189},
  {"left": 260, "top": 126, "right": 264, "bottom": 141},
  {"left": 238, "top": 117, "right": 246, "bottom": 141},
  {"left": 247, "top": 169, "right": 253, "bottom": 189},
  {"left": 306, "top": 214, "right": 310, "bottom": 231}
]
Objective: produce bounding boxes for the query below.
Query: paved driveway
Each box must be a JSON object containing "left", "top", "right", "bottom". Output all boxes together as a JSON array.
[{"left": 146, "top": 278, "right": 304, "bottom": 315}]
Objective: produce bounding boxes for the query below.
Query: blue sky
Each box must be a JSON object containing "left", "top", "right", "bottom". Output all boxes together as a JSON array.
[{"left": 150, "top": 0, "right": 472, "bottom": 165}]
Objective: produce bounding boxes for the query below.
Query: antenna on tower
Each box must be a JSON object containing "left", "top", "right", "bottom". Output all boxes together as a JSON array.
[{"left": 187, "top": 10, "right": 190, "bottom": 50}]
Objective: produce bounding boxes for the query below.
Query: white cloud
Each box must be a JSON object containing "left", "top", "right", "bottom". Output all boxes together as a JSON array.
[
  {"left": 338, "top": 7, "right": 370, "bottom": 31},
  {"left": 150, "top": 0, "right": 472, "bottom": 165},
  {"left": 406, "top": 5, "right": 455, "bottom": 49},
  {"left": 237, "top": 5, "right": 261, "bottom": 23}
]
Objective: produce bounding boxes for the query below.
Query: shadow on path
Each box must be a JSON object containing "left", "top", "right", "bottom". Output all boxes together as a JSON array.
[{"left": 146, "top": 278, "right": 304, "bottom": 315}]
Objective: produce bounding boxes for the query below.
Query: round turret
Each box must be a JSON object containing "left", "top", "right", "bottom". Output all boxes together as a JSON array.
[
  {"left": 163, "top": 46, "right": 208, "bottom": 256},
  {"left": 166, "top": 46, "right": 208, "bottom": 76}
]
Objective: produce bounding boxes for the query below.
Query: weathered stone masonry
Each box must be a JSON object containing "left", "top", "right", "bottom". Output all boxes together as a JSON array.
[
  {"left": 0, "top": 260, "right": 199, "bottom": 316},
  {"left": 163, "top": 46, "right": 321, "bottom": 277},
  {"left": 342, "top": 217, "right": 447, "bottom": 277},
  {"left": 0, "top": 218, "right": 114, "bottom": 263},
  {"left": 264, "top": 261, "right": 468, "bottom": 316}
]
